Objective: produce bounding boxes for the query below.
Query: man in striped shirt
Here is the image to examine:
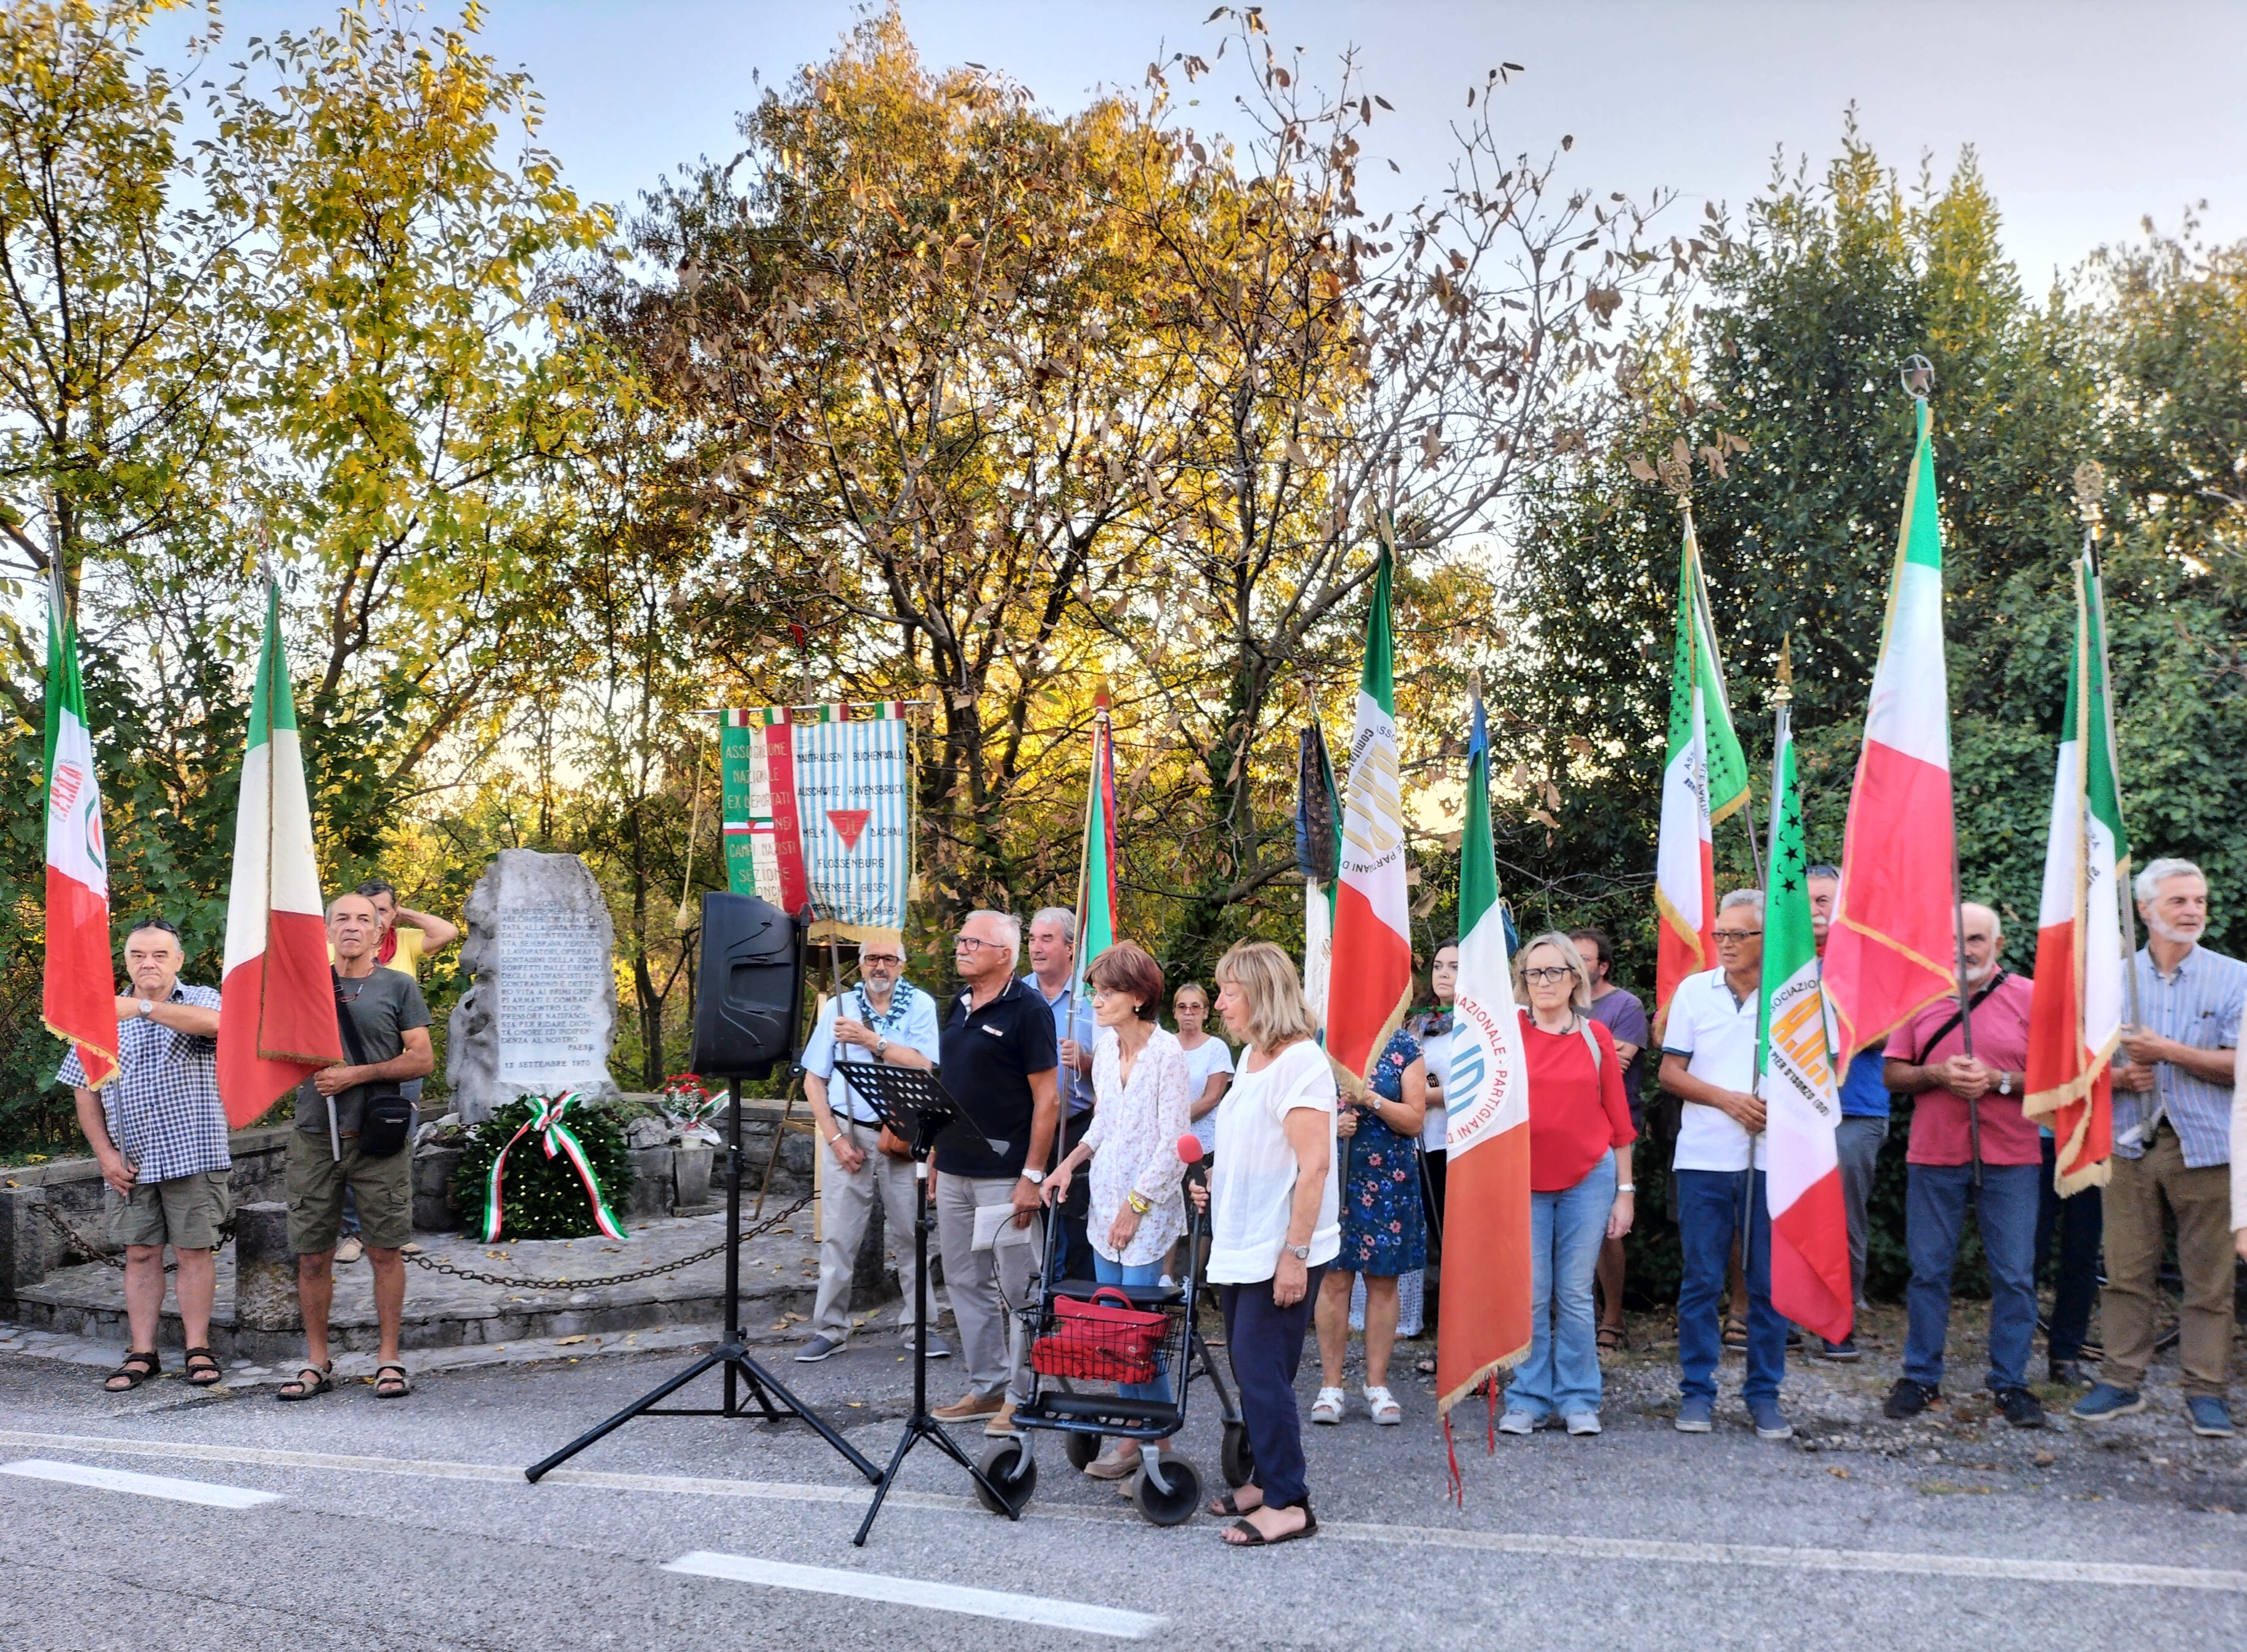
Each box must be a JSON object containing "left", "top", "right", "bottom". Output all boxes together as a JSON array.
[{"left": 2074, "top": 859, "right": 2241, "bottom": 1438}]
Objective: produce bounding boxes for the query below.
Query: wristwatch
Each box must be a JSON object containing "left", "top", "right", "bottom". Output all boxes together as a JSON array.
[
  {"left": 874, "top": 1035, "right": 890, "bottom": 1060},
  {"left": 1285, "top": 1242, "right": 1312, "bottom": 1261},
  {"left": 1617, "top": 1183, "right": 1636, "bottom": 1193},
  {"left": 1997, "top": 1070, "right": 2013, "bottom": 1096},
  {"left": 138, "top": 999, "right": 154, "bottom": 1019},
  {"left": 1019, "top": 1165, "right": 1046, "bottom": 1186}
]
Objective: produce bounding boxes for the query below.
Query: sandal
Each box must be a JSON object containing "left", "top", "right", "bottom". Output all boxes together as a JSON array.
[
  {"left": 1722, "top": 1316, "right": 1749, "bottom": 1350},
  {"left": 1363, "top": 1385, "right": 1402, "bottom": 1425},
  {"left": 373, "top": 1362, "right": 412, "bottom": 1399},
  {"left": 182, "top": 1346, "right": 224, "bottom": 1387},
  {"left": 275, "top": 1361, "right": 333, "bottom": 1401},
  {"left": 1309, "top": 1385, "right": 1346, "bottom": 1425},
  {"left": 1597, "top": 1322, "right": 1626, "bottom": 1353},
  {"left": 1415, "top": 1354, "right": 1437, "bottom": 1376},
  {"left": 104, "top": 1350, "right": 161, "bottom": 1391},
  {"left": 1222, "top": 1499, "right": 1318, "bottom": 1547},
  {"left": 1207, "top": 1488, "right": 1262, "bottom": 1518}
]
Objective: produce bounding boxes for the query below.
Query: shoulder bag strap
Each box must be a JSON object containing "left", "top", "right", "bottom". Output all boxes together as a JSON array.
[
  {"left": 1906, "top": 970, "right": 2007, "bottom": 1064},
  {"left": 1575, "top": 1016, "right": 1603, "bottom": 1074},
  {"left": 333, "top": 968, "right": 375, "bottom": 1067}
]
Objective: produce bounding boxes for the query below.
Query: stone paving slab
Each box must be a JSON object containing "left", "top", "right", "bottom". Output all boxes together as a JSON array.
[{"left": 9, "top": 1205, "right": 850, "bottom": 1362}]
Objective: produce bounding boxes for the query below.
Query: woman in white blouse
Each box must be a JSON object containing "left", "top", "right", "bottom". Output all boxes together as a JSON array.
[{"left": 1044, "top": 940, "right": 1191, "bottom": 1478}]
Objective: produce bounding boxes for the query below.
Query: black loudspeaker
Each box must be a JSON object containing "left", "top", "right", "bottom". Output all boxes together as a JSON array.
[{"left": 691, "top": 892, "right": 805, "bottom": 1079}]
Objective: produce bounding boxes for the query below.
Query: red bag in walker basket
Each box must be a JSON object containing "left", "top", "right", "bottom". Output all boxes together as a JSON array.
[{"left": 1031, "top": 1287, "right": 1166, "bottom": 1384}]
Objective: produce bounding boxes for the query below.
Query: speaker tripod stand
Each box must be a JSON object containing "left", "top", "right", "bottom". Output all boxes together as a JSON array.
[
  {"left": 837, "top": 1061, "right": 1023, "bottom": 1546},
  {"left": 524, "top": 1077, "right": 879, "bottom": 1486}
]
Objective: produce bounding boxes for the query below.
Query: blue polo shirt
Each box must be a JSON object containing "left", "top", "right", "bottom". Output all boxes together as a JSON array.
[{"left": 1839, "top": 1047, "right": 1891, "bottom": 1119}]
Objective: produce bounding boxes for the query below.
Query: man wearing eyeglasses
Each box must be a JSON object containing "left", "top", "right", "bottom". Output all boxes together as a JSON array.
[
  {"left": 794, "top": 931, "right": 944, "bottom": 1364},
  {"left": 1657, "top": 889, "right": 1792, "bottom": 1440}
]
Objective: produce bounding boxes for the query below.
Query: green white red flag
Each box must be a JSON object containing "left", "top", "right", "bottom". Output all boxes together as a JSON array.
[
  {"left": 2023, "top": 552, "right": 2125, "bottom": 1194},
  {"left": 1653, "top": 512, "right": 1750, "bottom": 1033},
  {"left": 1757, "top": 678, "right": 1854, "bottom": 1343},
  {"left": 1324, "top": 545, "right": 1413, "bottom": 1095},
  {"left": 43, "top": 565, "right": 117, "bottom": 1087},
  {"left": 1437, "top": 688, "right": 1532, "bottom": 1464},
  {"left": 1824, "top": 401, "right": 1961, "bottom": 1057},
  {"left": 219, "top": 580, "right": 343, "bottom": 1127}
]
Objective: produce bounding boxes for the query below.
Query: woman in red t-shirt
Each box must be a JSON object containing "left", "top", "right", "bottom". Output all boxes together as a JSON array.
[{"left": 1498, "top": 932, "right": 1638, "bottom": 1436}]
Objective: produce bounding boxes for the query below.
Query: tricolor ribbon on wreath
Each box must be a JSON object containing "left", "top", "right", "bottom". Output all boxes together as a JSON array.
[{"left": 481, "top": 1091, "right": 630, "bottom": 1243}]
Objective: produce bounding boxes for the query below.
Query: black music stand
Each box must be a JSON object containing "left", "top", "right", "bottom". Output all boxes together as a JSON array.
[
  {"left": 523, "top": 1075, "right": 880, "bottom": 1486},
  {"left": 833, "top": 1060, "right": 1022, "bottom": 1546}
]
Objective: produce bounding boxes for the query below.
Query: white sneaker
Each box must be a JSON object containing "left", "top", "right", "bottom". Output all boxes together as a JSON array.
[
  {"left": 1310, "top": 1385, "right": 1346, "bottom": 1425},
  {"left": 1497, "top": 1409, "right": 1538, "bottom": 1435},
  {"left": 333, "top": 1236, "right": 364, "bottom": 1265},
  {"left": 1564, "top": 1411, "right": 1601, "bottom": 1436}
]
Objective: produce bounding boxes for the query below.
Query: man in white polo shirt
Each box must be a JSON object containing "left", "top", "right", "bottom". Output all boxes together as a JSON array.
[{"left": 1657, "top": 888, "right": 1790, "bottom": 1441}]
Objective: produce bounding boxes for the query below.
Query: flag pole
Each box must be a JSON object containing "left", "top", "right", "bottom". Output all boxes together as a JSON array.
[
  {"left": 1744, "top": 634, "right": 1795, "bottom": 1299},
  {"left": 1903, "top": 359, "right": 1982, "bottom": 1186},
  {"left": 2076, "top": 460, "right": 2143, "bottom": 1032},
  {"left": 1684, "top": 501, "right": 1762, "bottom": 888}
]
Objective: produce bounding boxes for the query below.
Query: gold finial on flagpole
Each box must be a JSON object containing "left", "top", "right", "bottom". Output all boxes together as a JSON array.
[
  {"left": 2073, "top": 458, "right": 2106, "bottom": 538},
  {"left": 1773, "top": 631, "right": 1793, "bottom": 708}
]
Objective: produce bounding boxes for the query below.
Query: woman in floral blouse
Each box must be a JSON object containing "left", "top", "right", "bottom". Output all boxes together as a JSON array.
[
  {"left": 1043, "top": 939, "right": 1191, "bottom": 1478},
  {"left": 1310, "top": 1024, "right": 1427, "bottom": 1425}
]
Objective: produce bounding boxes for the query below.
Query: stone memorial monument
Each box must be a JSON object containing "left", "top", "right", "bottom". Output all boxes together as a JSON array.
[{"left": 446, "top": 848, "right": 620, "bottom": 1123}]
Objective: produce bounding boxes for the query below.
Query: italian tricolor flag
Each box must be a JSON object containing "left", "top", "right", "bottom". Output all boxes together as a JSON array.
[
  {"left": 218, "top": 581, "right": 343, "bottom": 1127},
  {"left": 1437, "top": 689, "right": 1532, "bottom": 1433},
  {"left": 1653, "top": 511, "right": 1750, "bottom": 1033},
  {"left": 1325, "top": 544, "right": 1413, "bottom": 1094},
  {"left": 2023, "top": 551, "right": 2125, "bottom": 1194},
  {"left": 1824, "top": 400, "right": 1961, "bottom": 1057},
  {"left": 1757, "top": 686, "right": 1854, "bottom": 1344},
  {"left": 43, "top": 566, "right": 117, "bottom": 1087}
]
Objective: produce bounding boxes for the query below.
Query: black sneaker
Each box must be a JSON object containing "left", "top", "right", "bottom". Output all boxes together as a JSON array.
[
  {"left": 1996, "top": 1387, "right": 2046, "bottom": 1428},
  {"left": 1818, "top": 1336, "right": 1862, "bottom": 1363},
  {"left": 2048, "top": 1358, "right": 2091, "bottom": 1388},
  {"left": 1883, "top": 1377, "right": 1938, "bottom": 1420}
]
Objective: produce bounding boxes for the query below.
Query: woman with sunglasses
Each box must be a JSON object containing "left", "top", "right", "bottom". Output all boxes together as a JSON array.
[{"left": 1497, "top": 931, "right": 1637, "bottom": 1437}]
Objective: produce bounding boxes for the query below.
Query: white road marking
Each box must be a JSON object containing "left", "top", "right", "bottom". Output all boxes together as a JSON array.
[
  {"left": 662, "top": 1550, "right": 1164, "bottom": 1638},
  {"left": 2, "top": 1457, "right": 283, "bottom": 1508},
  {"left": 2, "top": 1429, "right": 2241, "bottom": 1595}
]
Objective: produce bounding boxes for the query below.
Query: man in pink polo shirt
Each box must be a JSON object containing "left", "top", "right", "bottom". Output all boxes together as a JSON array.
[{"left": 1879, "top": 902, "right": 2046, "bottom": 1429}]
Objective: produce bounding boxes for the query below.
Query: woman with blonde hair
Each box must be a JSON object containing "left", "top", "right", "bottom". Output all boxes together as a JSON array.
[
  {"left": 1192, "top": 940, "right": 1339, "bottom": 1547},
  {"left": 1497, "top": 931, "right": 1637, "bottom": 1436}
]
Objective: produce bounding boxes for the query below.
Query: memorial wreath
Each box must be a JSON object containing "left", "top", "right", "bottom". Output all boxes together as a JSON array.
[{"left": 453, "top": 1091, "right": 635, "bottom": 1242}]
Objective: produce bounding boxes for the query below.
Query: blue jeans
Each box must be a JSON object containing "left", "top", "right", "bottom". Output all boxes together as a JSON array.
[
  {"left": 1093, "top": 1252, "right": 1173, "bottom": 1406},
  {"left": 1904, "top": 1162, "right": 2040, "bottom": 1392},
  {"left": 1506, "top": 1150, "right": 1616, "bottom": 1419},
  {"left": 1676, "top": 1168, "right": 1786, "bottom": 1406}
]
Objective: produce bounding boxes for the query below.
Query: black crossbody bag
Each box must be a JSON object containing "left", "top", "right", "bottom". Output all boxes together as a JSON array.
[{"left": 334, "top": 970, "right": 415, "bottom": 1158}]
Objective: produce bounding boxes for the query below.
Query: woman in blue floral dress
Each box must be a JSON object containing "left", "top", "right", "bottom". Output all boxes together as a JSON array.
[{"left": 1311, "top": 1026, "right": 1427, "bottom": 1426}]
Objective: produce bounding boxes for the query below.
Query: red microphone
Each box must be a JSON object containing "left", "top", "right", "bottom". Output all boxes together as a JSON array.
[{"left": 1175, "top": 1133, "right": 1205, "bottom": 1166}]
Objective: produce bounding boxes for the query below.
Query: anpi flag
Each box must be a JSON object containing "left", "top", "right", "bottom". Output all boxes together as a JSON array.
[
  {"left": 1325, "top": 545, "right": 1413, "bottom": 1095},
  {"left": 1757, "top": 685, "right": 1853, "bottom": 1343},
  {"left": 218, "top": 581, "right": 342, "bottom": 1127},
  {"left": 1437, "top": 689, "right": 1532, "bottom": 1436},
  {"left": 1824, "top": 400, "right": 1961, "bottom": 1057},
  {"left": 43, "top": 565, "right": 116, "bottom": 1087},
  {"left": 1653, "top": 512, "right": 1750, "bottom": 1032},
  {"left": 720, "top": 701, "right": 912, "bottom": 942},
  {"left": 2023, "top": 554, "right": 2125, "bottom": 1194}
]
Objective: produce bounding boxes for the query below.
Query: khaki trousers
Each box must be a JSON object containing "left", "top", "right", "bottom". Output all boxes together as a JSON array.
[
  {"left": 810, "top": 1133, "right": 939, "bottom": 1339},
  {"left": 2099, "top": 1128, "right": 2237, "bottom": 1398}
]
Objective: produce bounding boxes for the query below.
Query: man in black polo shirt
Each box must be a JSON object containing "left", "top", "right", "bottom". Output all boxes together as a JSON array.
[{"left": 931, "top": 909, "right": 1060, "bottom": 1436}]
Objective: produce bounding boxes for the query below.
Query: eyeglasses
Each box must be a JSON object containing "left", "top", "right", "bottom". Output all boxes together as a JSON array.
[
  {"left": 1713, "top": 928, "right": 1761, "bottom": 942},
  {"left": 954, "top": 936, "right": 1006, "bottom": 952},
  {"left": 1522, "top": 966, "right": 1573, "bottom": 985},
  {"left": 859, "top": 955, "right": 903, "bottom": 967}
]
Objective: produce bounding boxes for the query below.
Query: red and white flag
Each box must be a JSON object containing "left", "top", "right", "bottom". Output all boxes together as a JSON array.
[
  {"left": 1325, "top": 545, "right": 1413, "bottom": 1095},
  {"left": 218, "top": 581, "right": 342, "bottom": 1127},
  {"left": 1653, "top": 514, "right": 1750, "bottom": 1034},
  {"left": 1824, "top": 402, "right": 1961, "bottom": 1057},
  {"left": 43, "top": 566, "right": 117, "bottom": 1087},
  {"left": 2024, "top": 551, "right": 2125, "bottom": 1193}
]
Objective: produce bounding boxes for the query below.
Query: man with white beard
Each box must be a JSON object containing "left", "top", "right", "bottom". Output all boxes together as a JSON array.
[{"left": 2075, "top": 859, "right": 2242, "bottom": 1438}]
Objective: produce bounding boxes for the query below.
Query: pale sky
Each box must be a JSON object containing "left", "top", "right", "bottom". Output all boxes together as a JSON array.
[{"left": 176, "top": 1, "right": 2247, "bottom": 288}]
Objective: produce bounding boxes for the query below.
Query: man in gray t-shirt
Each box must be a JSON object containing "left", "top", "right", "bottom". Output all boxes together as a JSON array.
[{"left": 279, "top": 892, "right": 433, "bottom": 1404}]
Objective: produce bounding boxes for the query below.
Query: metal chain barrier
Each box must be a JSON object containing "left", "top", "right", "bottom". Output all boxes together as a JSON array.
[
  {"left": 36, "top": 1200, "right": 186, "bottom": 1273},
  {"left": 401, "top": 1189, "right": 814, "bottom": 1292}
]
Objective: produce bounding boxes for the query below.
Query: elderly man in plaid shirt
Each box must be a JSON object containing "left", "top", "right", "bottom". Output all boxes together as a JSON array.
[{"left": 57, "top": 917, "right": 229, "bottom": 1393}]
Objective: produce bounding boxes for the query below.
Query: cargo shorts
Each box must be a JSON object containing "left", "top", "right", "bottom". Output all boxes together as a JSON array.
[
  {"left": 105, "top": 1168, "right": 234, "bottom": 1251},
  {"left": 287, "top": 1130, "right": 413, "bottom": 1253}
]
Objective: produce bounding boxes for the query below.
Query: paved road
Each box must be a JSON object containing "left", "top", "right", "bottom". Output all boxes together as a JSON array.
[{"left": 2, "top": 1319, "right": 2242, "bottom": 1651}]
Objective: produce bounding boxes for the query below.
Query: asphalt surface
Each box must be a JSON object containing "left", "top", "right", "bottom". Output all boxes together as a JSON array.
[{"left": 3, "top": 1310, "right": 2243, "bottom": 1652}]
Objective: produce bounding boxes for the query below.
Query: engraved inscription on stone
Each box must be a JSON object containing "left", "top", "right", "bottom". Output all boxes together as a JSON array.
[{"left": 498, "top": 905, "right": 610, "bottom": 1091}]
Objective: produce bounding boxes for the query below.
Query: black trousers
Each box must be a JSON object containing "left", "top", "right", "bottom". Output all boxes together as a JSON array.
[
  {"left": 1057, "top": 1109, "right": 1096, "bottom": 1283},
  {"left": 1220, "top": 1266, "right": 1326, "bottom": 1510},
  {"left": 2034, "top": 1133, "right": 2103, "bottom": 1362}
]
